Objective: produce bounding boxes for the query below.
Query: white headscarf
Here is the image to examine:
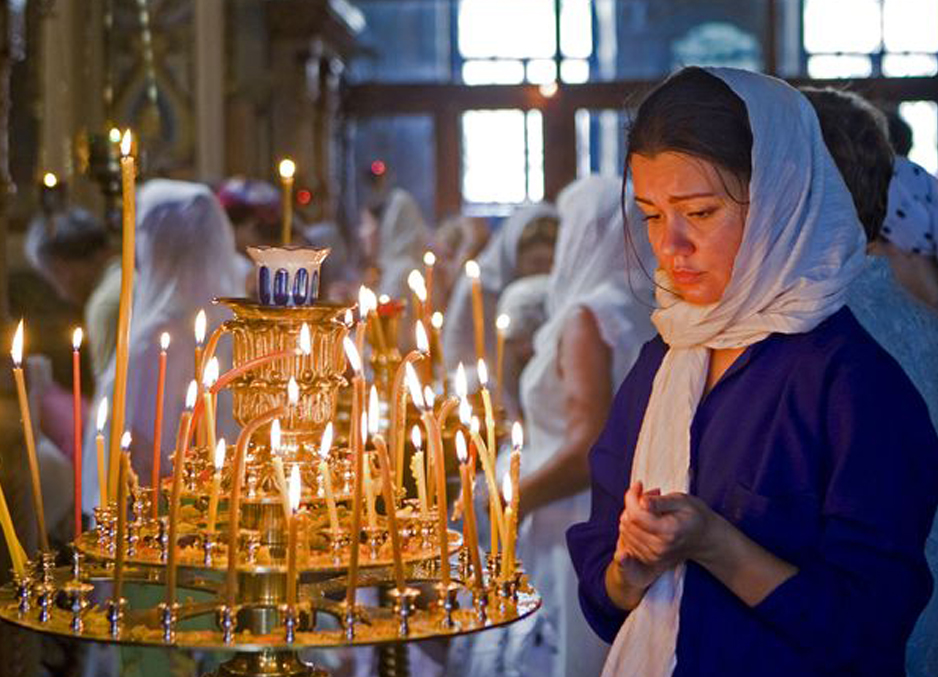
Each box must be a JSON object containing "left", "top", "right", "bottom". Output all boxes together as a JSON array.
[
  {"left": 603, "top": 68, "right": 867, "bottom": 677},
  {"left": 83, "top": 180, "right": 245, "bottom": 512},
  {"left": 881, "top": 156, "right": 938, "bottom": 258},
  {"left": 442, "top": 202, "right": 558, "bottom": 373},
  {"left": 375, "top": 188, "right": 430, "bottom": 298}
]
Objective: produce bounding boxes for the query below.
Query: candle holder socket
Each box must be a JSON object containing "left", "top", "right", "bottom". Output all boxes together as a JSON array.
[
  {"left": 473, "top": 588, "right": 489, "bottom": 624},
  {"left": 387, "top": 586, "right": 419, "bottom": 637},
  {"left": 35, "top": 583, "right": 54, "bottom": 623},
  {"left": 418, "top": 516, "right": 437, "bottom": 552},
  {"left": 106, "top": 596, "right": 127, "bottom": 637},
  {"left": 363, "top": 526, "right": 388, "bottom": 559},
  {"left": 280, "top": 603, "right": 298, "bottom": 643},
  {"left": 156, "top": 517, "right": 169, "bottom": 563},
  {"left": 201, "top": 529, "right": 218, "bottom": 566},
  {"left": 434, "top": 581, "right": 460, "bottom": 629},
  {"left": 485, "top": 552, "right": 502, "bottom": 586},
  {"left": 13, "top": 572, "right": 31, "bottom": 616},
  {"left": 342, "top": 601, "right": 359, "bottom": 640},
  {"left": 323, "top": 528, "right": 349, "bottom": 564},
  {"left": 158, "top": 601, "right": 179, "bottom": 643},
  {"left": 216, "top": 603, "right": 238, "bottom": 644},
  {"left": 70, "top": 550, "right": 84, "bottom": 581},
  {"left": 40, "top": 551, "right": 56, "bottom": 587},
  {"left": 93, "top": 506, "right": 115, "bottom": 552},
  {"left": 63, "top": 580, "right": 94, "bottom": 634}
]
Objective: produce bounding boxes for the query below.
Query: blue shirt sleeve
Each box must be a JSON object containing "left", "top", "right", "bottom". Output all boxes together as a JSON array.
[{"left": 752, "top": 346, "right": 938, "bottom": 674}]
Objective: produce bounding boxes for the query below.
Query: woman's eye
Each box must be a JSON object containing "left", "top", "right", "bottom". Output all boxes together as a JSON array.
[
  {"left": 688, "top": 208, "right": 715, "bottom": 219},
  {"left": 641, "top": 213, "right": 661, "bottom": 223}
]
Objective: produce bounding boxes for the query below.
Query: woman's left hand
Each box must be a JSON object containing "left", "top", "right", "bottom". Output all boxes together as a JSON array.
[{"left": 620, "top": 485, "right": 718, "bottom": 569}]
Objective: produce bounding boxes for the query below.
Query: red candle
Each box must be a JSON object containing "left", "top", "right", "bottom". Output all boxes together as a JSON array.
[
  {"left": 152, "top": 332, "right": 169, "bottom": 518},
  {"left": 72, "top": 328, "right": 83, "bottom": 539}
]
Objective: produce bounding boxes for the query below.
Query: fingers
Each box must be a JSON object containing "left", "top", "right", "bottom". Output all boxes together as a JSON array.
[{"left": 644, "top": 493, "right": 688, "bottom": 515}]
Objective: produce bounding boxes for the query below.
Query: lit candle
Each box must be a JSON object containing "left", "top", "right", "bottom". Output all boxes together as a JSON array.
[
  {"left": 286, "top": 464, "right": 302, "bottom": 608},
  {"left": 456, "top": 431, "right": 484, "bottom": 591},
  {"left": 355, "top": 286, "right": 371, "bottom": 364},
  {"left": 10, "top": 320, "right": 48, "bottom": 551},
  {"left": 409, "top": 426, "right": 429, "bottom": 519},
  {"left": 423, "top": 385, "right": 438, "bottom": 509},
  {"left": 96, "top": 398, "right": 108, "bottom": 508},
  {"left": 0, "top": 476, "right": 26, "bottom": 577},
  {"left": 478, "top": 359, "right": 497, "bottom": 469},
  {"left": 270, "top": 420, "right": 292, "bottom": 521},
  {"left": 510, "top": 421, "right": 522, "bottom": 523},
  {"left": 469, "top": 419, "right": 505, "bottom": 557},
  {"left": 407, "top": 269, "right": 429, "bottom": 331},
  {"left": 194, "top": 310, "right": 207, "bottom": 448},
  {"left": 42, "top": 172, "right": 57, "bottom": 189},
  {"left": 390, "top": 322, "right": 429, "bottom": 488},
  {"left": 423, "top": 251, "right": 436, "bottom": 312},
  {"left": 364, "top": 387, "right": 380, "bottom": 529},
  {"left": 465, "top": 260, "right": 486, "bottom": 363},
  {"left": 317, "top": 423, "right": 339, "bottom": 533},
  {"left": 202, "top": 357, "right": 219, "bottom": 458},
  {"left": 501, "top": 473, "right": 516, "bottom": 580},
  {"left": 206, "top": 438, "right": 226, "bottom": 533},
  {"left": 152, "top": 332, "right": 170, "bottom": 518},
  {"left": 345, "top": 411, "right": 367, "bottom": 613},
  {"left": 495, "top": 314, "right": 510, "bottom": 410},
  {"left": 430, "top": 311, "right": 445, "bottom": 386},
  {"left": 166, "top": 381, "right": 197, "bottom": 608},
  {"left": 405, "top": 362, "right": 450, "bottom": 589},
  {"left": 278, "top": 158, "right": 296, "bottom": 246},
  {"left": 113, "top": 434, "right": 131, "bottom": 603},
  {"left": 109, "top": 130, "right": 136, "bottom": 505},
  {"left": 372, "top": 424, "right": 405, "bottom": 592},
  {"left": 72, "top": 327, "right": 83, "bottom": 539}
]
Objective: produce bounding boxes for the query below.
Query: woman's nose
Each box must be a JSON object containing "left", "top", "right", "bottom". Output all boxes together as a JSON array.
[{"left": 659, "top": 218, "right": 694, "bottom": 258}]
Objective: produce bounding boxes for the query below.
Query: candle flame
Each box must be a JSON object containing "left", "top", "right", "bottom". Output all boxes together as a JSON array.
[
  {"left": 343, "top": 336, "right": 362, "bottom": 374},
  {"left": 185, "top": 380, "right": 198, "bottom": 410},
  {"left": 120, "top": 431, "right": 132, "bottom": 450},
  {"left": 11, "top": 319, "right": 23, "bottom": 366},
  {"left": 344, "top": 309, "right": 354, "bottom": 327},
  {"left": 459, "top": 399, "right": 472, "bottom": 427},
  {"left": 42, "top": 172, "right": 57, "bottom": 188},
  {"left": 358, "top": 286, "right": 375, "bottom": 320},
  {"left": 465, "top": 260, "right": 480, "bottom": 279},
  {"left": 96, "top": 397, "right": 109, "bottom": 432},
  {"left": 194, "top": 309, "right": 207, "bottom": 345},
  {"left": 72, "top": 327, "right": 83, "bottom": 350},
  {"left": 360, "top": 411, "right": 369, "bottom": 447},
  {"left": 120, "top": 129, "right": 132, "bottom": 157},
  {"left": 423, "top": 385, "right": 436, "bottom": 408},
  {"left": 415, "top": 321, "right": 429, "bottom": 353},
  {"left": 407, "top": 270, "right": 427, "bottom": 301},
  {"left": 108, "top": 127, "right": 122, "bottom": 144},
  {"left": 496, "top": 314, "right": 511, "bottom": 331},
  {"left": 288, "top": 465, "right": 301, "bottom": 512},
  {"left": 319, "top": 422, "right": 333, "bottom": 461},
  {"left": 431, "top": 311, "right": 443, "bottom": 330},
  {"left": 214, "top": 438, "right": 226, "bottom": 471},
  {"left": 424, "top": 251, "right": 436, "bottom": 266},
  {"left": 271, "top": 419, "right": 281, "bottom": 453},
  {"left": 160, "top": 332, "right": 171, "bottom": 351},
  {"left": 202, "top": 356, "right": 220, "bottom": 387},
  {"left": 411, "top": 425, "right": 422, "bottom": 450},
  {"left": 404, "top": 362, "right": 425, "bottom": 410},
  {"left": 477, "top": 359, "right": 489, "bottom": 386},
  {"left": 471, "top": 416, "right": 481, "bottom": 435},
  {"left": 455, "top": 362, "right": 468, "bottom": 399},
  {"left": 512, "top": 421, "right": 524, "bottom": 449},
  {"left": 378, "top": 294, "right": 391, "bottom": 305},
  {"left": 298, "top": 323, "right": 312, "bottom": 355},
  {"left": 502, "top": 473, "right": 513, "bottom": 503},
  {"left": 287, "top": 377, "right": 300, "bottom": 405},
  {"left": 278, "top": 158, "right": 296, "bottom": 180},
  {"left": 455, "top": 430, "right": 468, "bottom": 464},
  {"left": 368, "top": 385, "right": 380, "bottom": 436}
]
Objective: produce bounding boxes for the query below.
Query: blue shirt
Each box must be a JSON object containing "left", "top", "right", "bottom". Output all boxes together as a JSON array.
[{"left": 567, "top": 307, "right": 938, "bottom": 676}]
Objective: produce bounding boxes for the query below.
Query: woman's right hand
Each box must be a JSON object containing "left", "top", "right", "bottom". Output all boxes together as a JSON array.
[{"left": 605, "top": 482, "right": 667, "bottom": 609}]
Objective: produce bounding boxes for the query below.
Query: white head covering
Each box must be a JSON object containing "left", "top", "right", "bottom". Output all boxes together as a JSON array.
[
  {"left": 375, "top": 188, "right": 430, "bottom": 298},
  {"left": 83, "top": 180, "right": 245, "bottom": 512},
  {"left": 496, "top": 273, "right": 550, "bottom": 341},
  {"left": 442, "top": 202, "right": 558, "bottom": 373},
  {"left": 603, "top": 68, "right": 867, "bottom": 677},
  {"left": 881, "top": 156, "right": 938, "bottom": 258}
]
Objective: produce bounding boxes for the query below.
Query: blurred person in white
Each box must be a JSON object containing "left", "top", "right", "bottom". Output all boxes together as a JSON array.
[
  {"left": 447, "top": 176, "right": 656, "bottom": 677},
  {"left": 442, "top": 203, "right": 559, "bottom": 377},
  {"left": 358, "top": 188, "right": 430, "bottom": 299},
  {"left": 82, "top": 180, "right": 245, "bottom": 514},
  {"left": 430, "top": 213, "right": 490, "bottom": 309}
]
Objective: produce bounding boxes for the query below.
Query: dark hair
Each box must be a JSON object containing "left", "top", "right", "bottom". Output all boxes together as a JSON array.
[
  {"left": 884, "top": 108, "right": 913, "bottom": 157},
  {"left": 517, "top": 216, "right": 559, "bottom": 255},
  {"left": 32, "top": 208, "right": 109, "bottom": 262},
  {"left": 801, "top": 88, "right": 894, "bottom": 241},
  {"left": 627, "top": 67, "right": 753, "bottom": 192}
]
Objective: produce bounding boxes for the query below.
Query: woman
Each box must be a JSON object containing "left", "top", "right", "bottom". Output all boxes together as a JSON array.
[
  {"left": 358, "top": 188, "right": 429, "bottom": 299},
  {"left": 567, "top": 67, "right": 938, "bottom": 677},
  {"left": 441, "top": 203, "right": 558, "bottom": 376},
  {"left": 82, "top": 180, "right": 244, "bottom": 512},
  {"left": 448, "top": 176, "right": 656, "bottom": 677}
]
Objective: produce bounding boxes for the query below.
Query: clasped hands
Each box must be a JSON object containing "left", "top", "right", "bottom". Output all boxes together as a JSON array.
[{"left": 612, "top": 481, "right": 716, "bottom": 592}]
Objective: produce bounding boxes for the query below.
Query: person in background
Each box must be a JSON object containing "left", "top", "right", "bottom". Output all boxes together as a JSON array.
[
  {"left": 441, "top": 204, "right": 559, "bottom": 378},
  {"left": 83, "top": 180, "right": 245, "bottom": 512},
  {"left": 430, "top": 213, "right": 490, "bottom": 310}
]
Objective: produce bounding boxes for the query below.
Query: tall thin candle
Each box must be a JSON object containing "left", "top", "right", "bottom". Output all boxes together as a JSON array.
[
  {"left": 113, "top": 437, "right": 131, "bottom": 603},
  {"left": 390, "top": 325, "right": 429, "bottom": 488},
  {"left": 72, "top": 328, "right": 83, "bottom": 538},
  {"left": 455, "top": 432, "right": 484, "bottom": 590},
  {"left": 286, "top": 465, "right": 302, "bottom": 608},
  {"left": 478, "top": 360, "right": 497, "bottom": 470},
  {"left": 166, "top": 382, "right": 197, "bottom": 607},
  {"left": 373, "top": 431, "right": 405, "bottom": 591},
  {"left": 152, "top": 332, "right": 169, "bottom": 518},
  {"left": 11, "top": 320, "right": 48, "bottom": 551},
  {"left": 193, "top": 310, "right": 207, "bottom": 447},
  {"left": 206, "top": 438, "right": 226, "bottom": 533},
  {"left": 202, "top": 357, "right": 220, "bottom": 457},
  {"left": 96, "top": 398, "right": 108, "bottom": 508},
  {"left": 409, "top": 426, "right": 429, "bottom": 519},
  {"left": 423, "top": 251, "right": 436, "bottom": 314},
  {"left": 345, "top": 412, "right": 367, "bottom": 612},
  {"left": 0, "top": 477, "right": 26, "bottom": 577},
  {"left": 109, "top": 130, "right": 136, "bottom": 503},
  {"left": 278, "top": 159, "right": 296, "bottom": 246},
  {"left": 501, "top": 474, "right": 517, "bottom": 580},
  {"left": 318, "top": 423, "right": 339, "bottom": 532},
  {"left": 465, "top": 260, "right": 485, "bottom": 363},
  {"left": 495, "top": 314, "right": 510, "bottom": 410}
]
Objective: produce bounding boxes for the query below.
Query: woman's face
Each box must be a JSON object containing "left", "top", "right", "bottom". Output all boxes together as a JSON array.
[{"left": 631, "top": 151, "right": 748, "bottom": 306}]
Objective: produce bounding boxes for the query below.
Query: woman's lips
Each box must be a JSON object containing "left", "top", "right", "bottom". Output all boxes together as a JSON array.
[{"left": 670, "top": 269, "right": 703, "bottom": 285}]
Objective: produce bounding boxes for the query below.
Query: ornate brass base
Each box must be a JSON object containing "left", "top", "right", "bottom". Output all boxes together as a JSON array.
[{"left": 214, "top": 650, "right": 328, "bottom": 677}]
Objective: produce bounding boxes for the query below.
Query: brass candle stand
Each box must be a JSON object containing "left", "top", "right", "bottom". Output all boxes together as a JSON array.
[{"left": 0, "top": 248, "right": 538, "bottom": 677}]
